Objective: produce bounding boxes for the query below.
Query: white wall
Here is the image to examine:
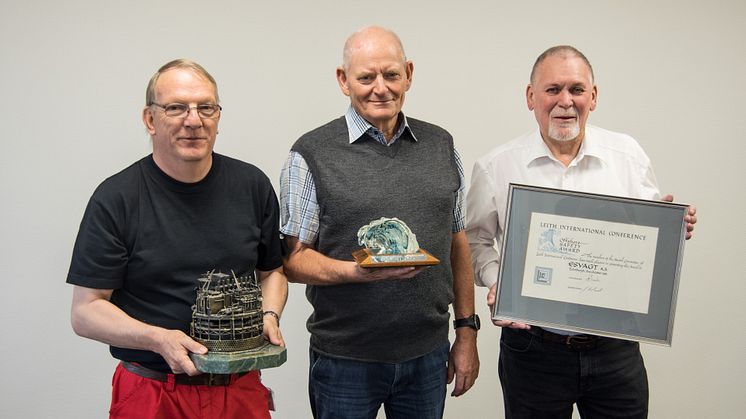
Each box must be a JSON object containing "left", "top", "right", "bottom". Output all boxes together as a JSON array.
[{"left": 1, "top": 1, "right": 744, "bottom": 418}]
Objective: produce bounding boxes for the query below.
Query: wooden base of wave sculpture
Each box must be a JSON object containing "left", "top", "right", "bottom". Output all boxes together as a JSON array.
[{"left": 352, "top": 248, "right": 439, "bottom": 268}]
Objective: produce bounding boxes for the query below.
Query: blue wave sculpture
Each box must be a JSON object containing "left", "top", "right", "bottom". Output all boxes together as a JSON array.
[{"left": 357, "top": 217, "right": 420, "bottom": 255}]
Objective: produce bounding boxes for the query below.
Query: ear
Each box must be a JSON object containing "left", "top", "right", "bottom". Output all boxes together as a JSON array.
[
  {"left": 590, "top": 84, "right": 598, "bottom": 111},
  {"left": 404, "top": 60, "right": 414, "bottom": 91},
  {"left": 142, "top": 106, "right": 156, "bottom": 135},
  {"left": 336, "top": 66, "right": 350, "bottom": 97},
  {"left": 526, "top": 84, "right": 535, "bottom": 111}
]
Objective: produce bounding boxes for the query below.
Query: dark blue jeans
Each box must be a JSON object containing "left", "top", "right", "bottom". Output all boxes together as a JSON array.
[
  {"left": 308, "top": 343, "right": 449, "bottom": 419},
  {"left": 499, "top": 328, "right": 649, "bottom": 419}
]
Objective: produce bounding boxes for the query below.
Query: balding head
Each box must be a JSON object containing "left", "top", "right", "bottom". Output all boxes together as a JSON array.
[
  {"left": 530, "top": 45, "right": 594, "bottom": 85},
  {"left": 342, "top": 26, "right": 407, "bottom": 71},
  {"left": 145, "top": 58, "right": 219, "bottom": 106}
]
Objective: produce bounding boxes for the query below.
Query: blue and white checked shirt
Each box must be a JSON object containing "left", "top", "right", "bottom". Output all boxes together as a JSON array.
[{"left": 280, "top": 106, "right": 465, "bottom": 245}]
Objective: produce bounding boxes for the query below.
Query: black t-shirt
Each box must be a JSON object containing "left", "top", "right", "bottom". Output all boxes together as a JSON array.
[{"left": 67, "top": 153, "right": 282, "bottom": 371}]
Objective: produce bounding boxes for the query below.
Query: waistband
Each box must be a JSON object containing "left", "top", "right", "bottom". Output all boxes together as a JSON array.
[
  {"left": 120, "top": 361, "right": 248, "bottom": 386},
  {"left": 527, "top": 327, "right": 601, "bottom": 351}
]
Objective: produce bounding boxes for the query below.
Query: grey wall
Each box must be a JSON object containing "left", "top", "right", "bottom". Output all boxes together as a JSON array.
[{"left": 1, "top": 1, "right": 744, "bottom": 418}]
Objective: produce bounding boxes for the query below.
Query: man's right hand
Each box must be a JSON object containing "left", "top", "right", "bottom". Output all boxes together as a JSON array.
[
  {"left": 283, "top": 236, "right": 426, "bottom": 285},
  {"left": 152, "top": 328, "right": 207, "bottom": 376},
  {"left": 487, "top": 283, "right": 530, "bottom": 329},
  {"left": 352, "top": 264, "right": 426, "bottom": 282}
]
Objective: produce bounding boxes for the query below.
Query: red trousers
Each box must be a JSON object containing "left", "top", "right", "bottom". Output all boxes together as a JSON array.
[{"left": 109, "top": 363, "right": 271, "bottom": 419}]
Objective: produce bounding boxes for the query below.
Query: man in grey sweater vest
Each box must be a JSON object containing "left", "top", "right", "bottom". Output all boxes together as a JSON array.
[{"left": 280, "top": 26, "right": 480, "bottom": 418}]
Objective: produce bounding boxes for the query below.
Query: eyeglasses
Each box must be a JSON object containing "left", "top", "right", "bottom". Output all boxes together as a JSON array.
[{"left": 151, "top": 102, "right": 222, "bottom": 119}]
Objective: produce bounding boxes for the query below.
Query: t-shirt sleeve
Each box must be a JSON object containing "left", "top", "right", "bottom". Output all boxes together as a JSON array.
[
  {"left": 255, "top": 181, "right": 283, "bottom": 272},
  {"left": 66, "top": 190, "right": 128, "bottom": 290}
]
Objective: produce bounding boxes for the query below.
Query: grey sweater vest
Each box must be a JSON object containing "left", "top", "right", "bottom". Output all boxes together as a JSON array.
[{"left": 292, "top": 116, "right": 459, "bottom": 362}]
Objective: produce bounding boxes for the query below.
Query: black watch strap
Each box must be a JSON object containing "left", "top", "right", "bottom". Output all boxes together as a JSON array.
[{"left": 453, "top": 314, "right": 481, "bottom": 331}]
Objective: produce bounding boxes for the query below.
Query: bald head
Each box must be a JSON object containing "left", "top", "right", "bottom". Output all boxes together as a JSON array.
[{"left": 342, "top": 26, "right": 407, "bottom": 70}]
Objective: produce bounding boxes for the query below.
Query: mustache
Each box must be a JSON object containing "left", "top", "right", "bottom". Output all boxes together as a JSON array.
[{"left": 550, "top": 109, "right": 578, "bottom": 117}]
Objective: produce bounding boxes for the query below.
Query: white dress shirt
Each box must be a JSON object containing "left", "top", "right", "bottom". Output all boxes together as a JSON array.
[{"left": 466, "top": 125, "right": 661, "bottom": 288}]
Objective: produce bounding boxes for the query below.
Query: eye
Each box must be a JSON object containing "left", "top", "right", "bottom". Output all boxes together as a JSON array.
[
  {"left": 571, "top": 86, "right": 586, "bottom": 95},
  {"left": 164, "top": 103, "right": 187, "bottom": 113},
  {"left": 384, "top": 72, "right": 401, "bottom": 80},
  {"left": 358, "top": 74, "right": 374, "bottom": 84},
  {"left": 197, "top": 104, "right": 218, "bottom": 116},
  {"left": 546, "top": 87, "right": 560, "bottom": 94}
]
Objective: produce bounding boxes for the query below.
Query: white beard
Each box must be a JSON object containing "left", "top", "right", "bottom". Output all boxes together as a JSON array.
[{"left": 548, "top": 120, "right": 580, "bottom": 142}]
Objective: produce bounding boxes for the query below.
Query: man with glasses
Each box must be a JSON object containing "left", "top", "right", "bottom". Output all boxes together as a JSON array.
[{"left": 67, "top": 59, "right": 287, "bottom": 419}]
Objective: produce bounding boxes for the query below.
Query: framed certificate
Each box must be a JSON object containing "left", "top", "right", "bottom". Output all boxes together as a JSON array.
[{"left": 493, "top": 184, "right": 689, "bottom": 345}]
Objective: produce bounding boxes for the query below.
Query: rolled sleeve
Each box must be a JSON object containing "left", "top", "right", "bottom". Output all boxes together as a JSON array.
[{"left": 279, "top": 151, "right": 320, "bottom": 245}]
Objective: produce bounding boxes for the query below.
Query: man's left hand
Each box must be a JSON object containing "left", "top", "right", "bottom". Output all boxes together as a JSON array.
[
  {"left": 662, "top": 194, "right": 698, "bottom": 239},
  {"left": 447, "top": 329, "right": 479, "bottom": 397},
  {"left": 262, "top": 315, "right": 285, "bottom": 347}
]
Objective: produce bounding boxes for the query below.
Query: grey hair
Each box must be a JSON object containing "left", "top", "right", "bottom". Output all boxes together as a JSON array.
[
  {"left": 530, "top": 45, "right": 594, "bottom": 84},
  {"left": 145, "top": 59, "right": 219, "bottom": 105}
]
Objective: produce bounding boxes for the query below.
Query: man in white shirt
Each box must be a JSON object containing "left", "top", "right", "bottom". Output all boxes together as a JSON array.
[{"left": 466, "top": 46, "right": 697, "bottom": 419}]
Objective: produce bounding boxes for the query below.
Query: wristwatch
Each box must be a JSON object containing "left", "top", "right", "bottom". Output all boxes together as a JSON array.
[{"left": 453, "top": 314, "right": 481, "bottom": 331}]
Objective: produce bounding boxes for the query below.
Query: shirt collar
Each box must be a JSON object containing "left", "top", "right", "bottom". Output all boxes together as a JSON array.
[
  {"left": 577, "top": 126, "right": 608, "bottom": 164},
  {"left": 344, "top": 106, "right": 417, "bottom": 145}
]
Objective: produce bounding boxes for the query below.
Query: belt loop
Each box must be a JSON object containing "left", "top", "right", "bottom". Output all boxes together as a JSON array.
[{"left": 165, "top": 373, "right": 176, "bottom": 392}]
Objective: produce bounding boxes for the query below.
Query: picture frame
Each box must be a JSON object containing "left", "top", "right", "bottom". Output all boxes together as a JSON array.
[{"left": 493, "top": 184, "right": 689, "bottom": 345}]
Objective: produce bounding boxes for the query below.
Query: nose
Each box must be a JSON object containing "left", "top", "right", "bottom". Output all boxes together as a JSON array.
[
  {"left": 183, "top": 107, "right": 203, "bottom": 128},
  {"left": 558, "top": 89, "right": 573, "bottom": 108},
  {"left": 372, "top": 74, "right": 387, "bottom": 95}
]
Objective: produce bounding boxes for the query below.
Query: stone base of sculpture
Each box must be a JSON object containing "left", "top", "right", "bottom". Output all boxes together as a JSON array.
[{"left": 190, "top": 341, "right": 287, "bottom": 374}]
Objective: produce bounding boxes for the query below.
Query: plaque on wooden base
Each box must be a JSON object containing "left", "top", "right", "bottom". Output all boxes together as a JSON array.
[{"left": 352, "top": 248, "right": 440, "bottom": 268}]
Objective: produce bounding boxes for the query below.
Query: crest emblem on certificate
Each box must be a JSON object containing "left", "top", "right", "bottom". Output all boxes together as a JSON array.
[{"left": 352, "top": 217, "right": 439, "bottom": 267}]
